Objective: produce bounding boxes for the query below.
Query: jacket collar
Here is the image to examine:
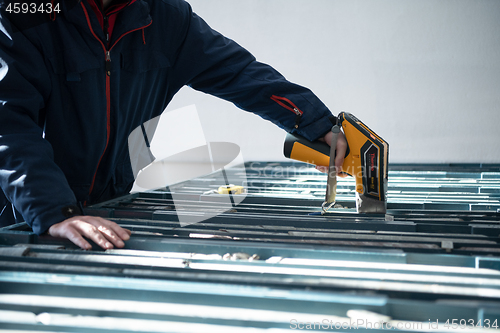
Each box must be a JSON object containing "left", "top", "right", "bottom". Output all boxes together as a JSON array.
[
  {"left": 61, "top": 0, "right": 151, "bottom": 48},
  {"left": 106, "top": 0, "right": 151, "bottom": 46}
]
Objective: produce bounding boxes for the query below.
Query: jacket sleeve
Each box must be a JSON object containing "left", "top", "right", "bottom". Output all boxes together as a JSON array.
[
  {"left": 171, "top": 3, "right": 334, "bottom": 142},
  {"left": 0, "top": 14, "right": 79, "bottom": 234}
]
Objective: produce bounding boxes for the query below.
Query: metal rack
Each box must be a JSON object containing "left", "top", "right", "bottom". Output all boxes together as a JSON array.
[{"left": 1, "top": 162, "right": 499, "bottom": 332}]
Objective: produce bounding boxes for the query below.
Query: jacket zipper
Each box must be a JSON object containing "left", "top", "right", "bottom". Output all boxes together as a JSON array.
[
  {"left": 270, "top": 95, "right": 303, "bottom": 129},
  {"left": 80, "top": 2, "right": 151, "bottom": 203}
]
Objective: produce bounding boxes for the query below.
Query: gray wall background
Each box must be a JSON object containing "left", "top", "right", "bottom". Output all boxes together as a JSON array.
[{"left": 160, "top": 0, "right": 500, "bottom": 164}]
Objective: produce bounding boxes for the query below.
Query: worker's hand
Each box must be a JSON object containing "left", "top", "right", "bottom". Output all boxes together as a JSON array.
[
  {"left": 47, "top": 216, "right": 131, "bottom": 250},
  {"left": 316, "top": 130, "right": 347, "bottom": 176}
]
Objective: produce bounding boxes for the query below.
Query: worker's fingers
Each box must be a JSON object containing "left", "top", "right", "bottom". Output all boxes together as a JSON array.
[
  {"left": 314, "top": 165, "right": 327, "bottom": 173},
  {"left": 47, "top": 216, "right": 131, "bottom": 250},
  {"left": 318, "top": 131, "right": 331, "bottom": 144},
  {"left": 84, "top": 220, "right": 120, "bottom": 248},
  {"left": 73, "top": 220, "right": 115, "bottom": 249},
  {"left": 316, "top": 130, "right": 348, "bottom": 177},
  {"left": 88, "top": 216, "right": 131, "bottom": 243},
  {"left": 48, "top": 221, "right": 93, "bottom": 250},
  {"left": 334, "top": 131, "right": 347, "bottom": 177},
  {"left": 75, "top": 217, "right": 130, "bottom": 249}
]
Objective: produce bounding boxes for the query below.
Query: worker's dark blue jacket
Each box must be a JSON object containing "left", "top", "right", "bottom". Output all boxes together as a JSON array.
[{"left": 0, "top": 0, "right": 333, "bottom": 234}]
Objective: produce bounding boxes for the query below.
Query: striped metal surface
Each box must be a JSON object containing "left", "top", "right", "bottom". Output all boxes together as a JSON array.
[{"left": 0, "top": 162, "right": 499, "bottom": 332}]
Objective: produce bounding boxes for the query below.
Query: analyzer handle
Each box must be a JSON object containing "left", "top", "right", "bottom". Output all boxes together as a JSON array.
[{"left": 283, "top": 133, "right": 331, "bottom": 167}]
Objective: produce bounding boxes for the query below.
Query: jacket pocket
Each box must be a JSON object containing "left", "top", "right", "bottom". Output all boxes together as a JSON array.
[
  {"left": 270, "top": 95, "right": 303, "bottom": 129},
  {"left": 46, "top": 47, "right": 100, "bottom": 81}
]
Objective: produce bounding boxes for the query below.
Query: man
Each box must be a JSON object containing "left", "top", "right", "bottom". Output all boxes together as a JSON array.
[{"left": 0, "top": 0, "right": 346, "bottom": 249}]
